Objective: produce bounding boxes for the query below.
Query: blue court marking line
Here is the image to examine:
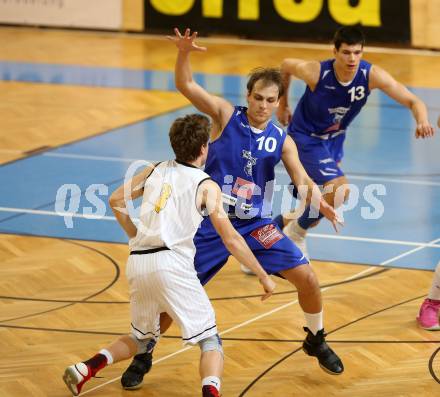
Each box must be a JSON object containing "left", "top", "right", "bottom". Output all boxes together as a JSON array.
[
  {"left": 1, "top": 204, "right": 440, "bottom": 249},
  {"left": 0, "top": 60, "right": 246, "bottom": 97},
  {"left": 1, "top": 63, "right": 439, "bottom": 269},
  {"left": 41, "top": 152, "right": 440, "bottom": 186},
  {"left": 1, "top": 60, "right": 439, "bottom": 110},
  {"left": 0, "top": 107, "right": 438, "bottom": 267}
]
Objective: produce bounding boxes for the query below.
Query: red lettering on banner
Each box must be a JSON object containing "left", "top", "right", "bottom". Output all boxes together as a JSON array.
[
  {"left": 232, "top": 177, "right": 255, "bottom": 200},
  {"left": 250, "top": 224, "right": 283, "bottom": 249}
]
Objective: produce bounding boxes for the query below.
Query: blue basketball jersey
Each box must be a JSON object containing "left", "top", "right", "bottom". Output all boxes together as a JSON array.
[
  {"left": 288, "top": 59, "right": 372, "bottom": 139},
  {"left": 204, "top": 106, "right": 286, "bottom": 219}
]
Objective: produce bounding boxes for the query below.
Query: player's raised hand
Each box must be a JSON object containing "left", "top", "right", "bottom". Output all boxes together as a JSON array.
[
  {"left": 166, "top": 28, "right": 207, "bottom": 53},
  {"left": 276, "top": 104, "right": 292, "bottom": 126},
  {"left": 415, "top": 120, "right": 435, "bottom": 139},
  {"left": 320, "top": 199, "right": 344, "bottom": 233},
  {"left": 259, "top": 275, "right": 276, "bottom": 301}
]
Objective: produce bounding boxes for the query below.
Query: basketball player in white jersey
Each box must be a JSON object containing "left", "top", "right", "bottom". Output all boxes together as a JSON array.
[{"left": 62, "top": 114, "right": 275, "bottom": 397}]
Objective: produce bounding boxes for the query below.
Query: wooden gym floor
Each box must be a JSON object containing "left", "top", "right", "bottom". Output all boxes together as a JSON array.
[{"left": 0, "top": 27, "right": 440, "bottom": 396}]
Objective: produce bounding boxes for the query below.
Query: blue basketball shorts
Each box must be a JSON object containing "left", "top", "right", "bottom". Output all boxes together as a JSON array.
[
  {"left": 194, "top": 217, "right": 309, "bottom": 285},
  {"left": 291, "top": 132, "right": 345, "bottom": 185}
]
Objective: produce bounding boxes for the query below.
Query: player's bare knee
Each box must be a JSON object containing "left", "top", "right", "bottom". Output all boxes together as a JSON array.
[
  {"left": 297, "top": 269, "right": 319, "bottom": 293},
  {"left": 129, "top": 334, "right": 156, "bottom": 355},
  {"left": 198, "top": 334, "right": 223, "bottom": 356}
]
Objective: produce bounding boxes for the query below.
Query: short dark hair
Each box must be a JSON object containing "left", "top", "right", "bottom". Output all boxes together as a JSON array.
[
  {"left": 333, "top": 26, "right": 365, "bottom": 50},
  {"left": 169, "top": 114, "right": 210, "bottom": 162},
  {"left": 247, "top": 67, "right": 284, "bottom": 98}
]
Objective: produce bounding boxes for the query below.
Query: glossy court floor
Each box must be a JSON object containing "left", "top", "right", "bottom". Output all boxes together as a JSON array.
[{"left": 0, "top": 27, "right": 440, "bottom": 396}]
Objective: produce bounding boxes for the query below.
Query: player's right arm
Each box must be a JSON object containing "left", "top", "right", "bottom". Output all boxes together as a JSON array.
[
  {"left": 197, "top": 179, "right": 276, "bottom": 300},
  {"left": 109, "top": 165, "right": 155, "bottom": 239},
  {"left": 168, "top": 28, "right": 233, "bottom": 139},
  {"left": 277, "top": 59, "right": 320, "bottom": 126}
]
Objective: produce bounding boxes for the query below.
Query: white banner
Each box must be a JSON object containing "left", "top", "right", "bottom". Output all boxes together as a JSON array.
[{"left": 0, "top": 0, "right": 122, "bottom": 30}]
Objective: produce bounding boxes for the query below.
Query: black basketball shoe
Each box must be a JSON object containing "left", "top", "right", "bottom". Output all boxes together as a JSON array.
[
  {"left": 302, "top": 327, "right": 344, "bottom": 375},
  {"left": 120, "top": 351, "right": 153, "bottom": 390}
]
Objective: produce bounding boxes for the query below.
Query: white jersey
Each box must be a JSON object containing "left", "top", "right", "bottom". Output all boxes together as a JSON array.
[{"left": 129, "top": 160, "right": 210, "bottom": 262}]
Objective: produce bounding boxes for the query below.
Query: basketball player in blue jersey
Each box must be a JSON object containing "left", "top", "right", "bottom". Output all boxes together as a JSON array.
[
  {"left": 274, "top": 26, "right": 435, "bottom": 259},
  {"left": 120, "top": 27, "right": 345, "bottom": 389}
]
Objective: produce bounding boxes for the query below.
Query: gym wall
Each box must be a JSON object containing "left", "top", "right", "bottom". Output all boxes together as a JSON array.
[
  {"left": 0, "top": 0, "right": 438, "bottom": 49},
  {"left": 143, "top": 0, "right": 440, "bottom": 49}
]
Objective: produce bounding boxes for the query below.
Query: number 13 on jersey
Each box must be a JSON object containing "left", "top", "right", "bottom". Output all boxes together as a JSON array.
[{"left": 348, "top": 86, "right": 365, "bottom": 102}]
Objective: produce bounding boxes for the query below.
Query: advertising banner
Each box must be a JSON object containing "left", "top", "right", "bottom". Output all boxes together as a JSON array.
[
  {"left": 145, "top": 0, "right": 410, "bottom": 44},
  {"left": 0, "top": 0, "right": 122, "bottom": 30}
]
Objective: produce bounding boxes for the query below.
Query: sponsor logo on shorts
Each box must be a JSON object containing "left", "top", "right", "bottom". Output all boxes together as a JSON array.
[{"left": 250, "top": 224, "right": 284, "bottom": 249}]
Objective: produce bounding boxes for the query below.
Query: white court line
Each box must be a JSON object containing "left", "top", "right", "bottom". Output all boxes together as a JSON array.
[
  {"left": 0, "top": 207, "right": 116, "bottom": 221},
  {"left": 379, "top": 237, "right": 440, "bottom": 266},
  {"left": 81, "top": 300, "right": 299, "bottom": 396},
  {"left": 275, "top": 167, "right": 440, "bottom": 187},
  {"left": 80, "top": 236, "right": 440, "bottom": 396},
  {"left": 308, "top": 233, "right": 440, "bottom": 249},
  {"left": 347, "top": 174, "right": 440, "bottom": 187},
  {"left": 1, "top": 206, "right": 440, "bottom": 250},
  {"left": 42, "top": 153, "right": 440, "bottom": 187}
]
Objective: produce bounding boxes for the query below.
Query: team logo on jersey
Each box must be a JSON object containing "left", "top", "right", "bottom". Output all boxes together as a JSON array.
[
  {"left": 154, "top": 183, "right": 172, "bottom": 213},
  {"left": 325, "top": 106, "right": 350, "bottom": 132},
  {"left": 328, "top": 106, "right": 350, "bottom": 122},
  {"left": 242, "top": 150, "right": 257, "bottom": 176}
]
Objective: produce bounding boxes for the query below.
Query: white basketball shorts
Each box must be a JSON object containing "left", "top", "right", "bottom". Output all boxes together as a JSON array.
[{"left": 126, "top": 250, "right": 217, "bottom": 345}]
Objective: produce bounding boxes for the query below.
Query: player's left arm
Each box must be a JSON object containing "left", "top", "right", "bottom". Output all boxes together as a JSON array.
[
  {"left": 198, "top": 179, "right": 276, "bottom": 300},
  {"left": 109, "top": 165, "right": 155, "bottom": 239},
  {"left": 281, "top": 136, "right": 342, "bottom": 231},
  {"left": 369, "top": 65, "right": 435, "bottom": 138}
]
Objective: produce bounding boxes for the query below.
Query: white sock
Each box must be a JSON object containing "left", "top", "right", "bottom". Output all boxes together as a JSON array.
[
  {"left": 202, "top": 376, "right": 221, "bottom": 392},
  {"left": 99, "top": 349, "right": 114, "bottom": 365},
  {"left": 428, "top": 263, "right": 440, "bottom": 300},
  {"left": 304, "top": 310, "right": 323, "bottom": 335}
]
